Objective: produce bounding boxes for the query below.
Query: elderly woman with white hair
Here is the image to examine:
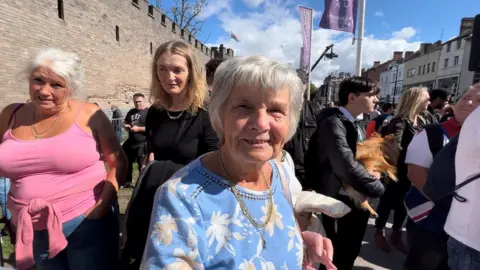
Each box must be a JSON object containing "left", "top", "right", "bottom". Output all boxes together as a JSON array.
[
  {"left": 0, "top": 48, "right": 126, "bottom": 269},
  {"left": 141, "top": 56, "right": 336, "bottom": 269}
]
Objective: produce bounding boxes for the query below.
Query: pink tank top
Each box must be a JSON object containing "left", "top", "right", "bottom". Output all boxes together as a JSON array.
[{"left": 0, "top": 104, "right": 107, "bottom": 269}]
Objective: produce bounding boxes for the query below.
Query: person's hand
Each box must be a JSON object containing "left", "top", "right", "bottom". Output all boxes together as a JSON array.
[
  {"left": 302, "top": 231, "right": 336, "bottom": 270},
  {"left": 123, "top": 124, "right": 131, "bottom": 131},
  {"left": 130, "top": 125, "right": 140, "bottom": 132},
  {"left": 370, "top": 171, "right": 381, "bottom": 180}
]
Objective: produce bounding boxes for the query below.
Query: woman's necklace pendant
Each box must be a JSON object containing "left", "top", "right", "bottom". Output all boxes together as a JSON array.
[{"left": 35, "top": 135, "right": 41, "bottom": 140}]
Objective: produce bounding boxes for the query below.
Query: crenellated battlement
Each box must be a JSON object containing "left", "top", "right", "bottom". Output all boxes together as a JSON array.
[
  {"left": 128, "top": 0, "right": 234, "bottom": 59},
  {"left": 0, "top": 0, "right": 234, "bottom": 108}
]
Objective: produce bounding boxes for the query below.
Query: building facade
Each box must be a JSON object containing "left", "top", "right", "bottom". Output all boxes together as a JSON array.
[
  {"left": 318, "top": 72, "right": 352, "bottom": 104},
  {"left": 0, "top": 0, "right": 233, "bottom": 109},
  {"left": 436, "top": 33, "right": 472, "bottom": 96},
  {"left": 379, "top": 62, "right": 404, "bottom": 104},
  {"left": 403, "top": 42, "right": 442, "bottom": 90}
]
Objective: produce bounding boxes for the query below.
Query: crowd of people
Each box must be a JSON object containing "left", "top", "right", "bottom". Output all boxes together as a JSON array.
[{"left": 0, "top": 39, "right": 478, "bottom": 270}]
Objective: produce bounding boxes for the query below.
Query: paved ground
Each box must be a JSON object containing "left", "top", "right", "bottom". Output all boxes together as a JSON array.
[{"left": 353, "top": 218, "right": 406, "bottom": 270}]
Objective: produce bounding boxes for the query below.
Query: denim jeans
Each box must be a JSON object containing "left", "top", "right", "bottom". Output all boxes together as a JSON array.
[
  {"left": 447, "top": 237, "right": 480, "bottom": 270},
  {"left": 0, "top": 177, "right": 11, "bottom": 220},
  {"left": 33, "top": 208, "right": 120, "bottom": 270}
]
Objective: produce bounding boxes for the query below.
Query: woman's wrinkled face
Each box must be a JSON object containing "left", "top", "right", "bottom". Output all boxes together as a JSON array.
[
  {"left": 156, "top": 53, "right": 189, "bottom": 96},
  {"left": 453, "top": 86, "right": 480, "bottom": 124},
  {"left": 221, "top": 85, "right": 290, "bottom": 165},
  {"left": 29, "top": 67, "right": 69, "bottom": 111}
]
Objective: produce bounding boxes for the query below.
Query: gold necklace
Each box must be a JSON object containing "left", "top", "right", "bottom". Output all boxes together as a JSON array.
[
  {"left": 31, "top": 109, "right": 62, "bottom": 140},
  {"left": 166, "top": 110, "right": 184, "bottom": 120},
  {"left": 218, "top": 152, "right": 273, "bottom": 249}
]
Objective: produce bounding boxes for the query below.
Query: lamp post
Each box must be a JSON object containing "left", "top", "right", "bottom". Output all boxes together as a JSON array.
[{"left": 392, "top": 63, "right": 399, "bottom": 105}]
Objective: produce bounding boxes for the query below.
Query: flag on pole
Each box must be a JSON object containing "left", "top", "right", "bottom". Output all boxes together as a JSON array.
[
  {"left": 298, "top": 6, "right": 313, "bottom": 73},
  {"left": 319, "top": 0, "right": 358, "bottom": 34},
  {"left": 230, "top": 31, "right": 240, "bottom": 42}
]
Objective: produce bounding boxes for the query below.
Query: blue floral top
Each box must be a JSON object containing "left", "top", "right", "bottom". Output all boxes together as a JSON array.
[{"left": 140, "top": 157, "right": 303, "bottom": 270}]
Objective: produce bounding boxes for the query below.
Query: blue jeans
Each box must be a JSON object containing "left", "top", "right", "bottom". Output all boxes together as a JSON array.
[
  {"left": 33, "top": 208, "right": 119, "bottom": 270},
  {"left": 447, "top": 237, "right": 480, "bottom": 270},
  {"left": 0, "top": 177, "right": 11, "bottom": 220}
]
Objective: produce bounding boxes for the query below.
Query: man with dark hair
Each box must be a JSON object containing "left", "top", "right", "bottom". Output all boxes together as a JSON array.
[
  {"left": 284, "top": 69, "right": 322, "bottom": 185},
  {"left": 426, "top": 88, "right": 450, "bottom": 123},
  {"left": 305, "top": 76, "right": 385, "bottom": 270},
  {"left": 122, "top": 93, "right": 149, "bottom": 187}
]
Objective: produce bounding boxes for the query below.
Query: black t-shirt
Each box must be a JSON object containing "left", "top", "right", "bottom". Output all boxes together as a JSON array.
[{"left": 124, "top": 107, "right": 149, "bottom": 145}]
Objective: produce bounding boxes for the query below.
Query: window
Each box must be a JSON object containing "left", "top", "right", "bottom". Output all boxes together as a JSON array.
[
  {"left": 427, "top": 63, "right": 430, "bottom": 73},
  {"left": 474, "top": 71, "right": 480, "bottom": 84},
  {"left": 423, "top": 65, "right": 426, "bottom": 74},
  {"left": 115, "top": 25, "right": 120, "bottom": 42},
  {"left": 444, "top": 58, "right": 449, "bottom": 68},
  {"left": 58, "top": 0, "right": 64, "bottom": 19},
  {"left": 418, "top": 66, "right": 422, "bottom": 75},
  {"left": 454, "top": 56, "right": 459, "bottom": 66},
  {"left": 398, "top": 71, "right": 403, "bottom": 78},
  {"left": 407, "top": 68, "right": 415, "bottom": 77},
  {"left": 150, "top": 42, "right": 153, "bottom": 55},
  {"left": 457, "top": 39, "right": 462, "bottom": 50},
  {"left": 392, "top": 73, "right": 396, "bottom": 82},
  {"left": 447, "top": 42, "right": 451, "bottom": 53},
  {"left": 432, "top": 62, "right": 436, "bottom": 72}
]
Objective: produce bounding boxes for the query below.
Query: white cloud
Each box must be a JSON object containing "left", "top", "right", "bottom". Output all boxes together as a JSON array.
[
  {"left": 392, "top": 27, "right": 417, "bottom": 40},
  {"left": 213, "top": 2, "right": 421, "bottom": 85},
  {"left": 313, "top": 10, "right": 322, "bottom": 19},
  {"left": 242, "top": 0, "right": 265, "bottom": 9},
  {"left": 374, "top": 9, "right": 384, "bottom": 17},
  {"left": 199, "top": 0, "right": 232, "bottom": 20}
]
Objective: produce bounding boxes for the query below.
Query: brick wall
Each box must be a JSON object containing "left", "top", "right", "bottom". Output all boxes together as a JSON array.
[{"left": 0, "top": 0, "right": 233, "bottom": 109}]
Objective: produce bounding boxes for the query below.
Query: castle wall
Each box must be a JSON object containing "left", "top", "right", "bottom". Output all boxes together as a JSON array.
[{"left": 0, "top": 0, "right": 232, "bottom": 109}]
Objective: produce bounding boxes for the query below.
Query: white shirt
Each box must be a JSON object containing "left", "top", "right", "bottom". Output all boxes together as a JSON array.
[
  {"left": 444, "top": 106, "right": 480, "bottom": 251},
  {"left": 405, "top": 130, "right": 449, "bottom": 168}
]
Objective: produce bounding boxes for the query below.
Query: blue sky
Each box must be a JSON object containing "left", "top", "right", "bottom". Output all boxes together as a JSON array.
[{"left": 151, "top": 0, "right": 479, "bottom": 83}]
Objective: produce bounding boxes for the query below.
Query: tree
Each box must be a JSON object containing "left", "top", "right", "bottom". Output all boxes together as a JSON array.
[{"left": 169, "top": 0, "right": 207, "bottom": 36}]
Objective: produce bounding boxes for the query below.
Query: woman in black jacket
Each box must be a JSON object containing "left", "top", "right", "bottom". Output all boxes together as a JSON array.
[
  {"left": 375, "top": 87, "right": 430, "bottom": 254},
  {"left": 122, "top": 41, "right": 218, "bottom": 269}
]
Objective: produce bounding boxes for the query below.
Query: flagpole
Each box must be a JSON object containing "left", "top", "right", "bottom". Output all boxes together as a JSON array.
[
  {"left": 307, "top": 10, "right": 313, "bottom": 101},
  {"left": 355, "top": 0, "right": 366, "bottom": 76}
]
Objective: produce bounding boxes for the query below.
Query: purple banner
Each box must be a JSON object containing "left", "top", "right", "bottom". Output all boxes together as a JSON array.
[
  {"left": 298, "top": 6, "right": 312, "bottom": 73},
  {"left": 320, "top": 0, "right": 358, "bottom": 34}
]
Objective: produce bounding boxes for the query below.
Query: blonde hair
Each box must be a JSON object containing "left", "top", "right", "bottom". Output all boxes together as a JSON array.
[
  {"left": 395, "top": 87, "right": 428, "bottom": 121},
  {"left": 149, "top": 41, "right": 207, "bottom": 112}
]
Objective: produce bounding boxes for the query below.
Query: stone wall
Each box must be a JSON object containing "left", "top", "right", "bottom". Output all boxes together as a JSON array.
[{"left": 0, "top": 0, "right": 234, "bottom": 109}]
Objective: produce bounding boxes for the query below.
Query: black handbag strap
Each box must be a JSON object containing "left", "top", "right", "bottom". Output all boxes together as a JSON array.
[{"left": 452, "top": 173, "right": 480, "bottom": 203}]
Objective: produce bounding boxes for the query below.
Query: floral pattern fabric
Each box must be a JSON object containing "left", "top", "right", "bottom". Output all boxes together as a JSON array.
[{"left": 140, "top": 158, "right": 303, "bottom": 270}]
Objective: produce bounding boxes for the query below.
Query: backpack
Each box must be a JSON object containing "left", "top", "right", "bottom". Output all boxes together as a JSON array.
[
  {"left": 424, "top": 136, "right": 480, "bottom": 204},
  {"left": 284, "top": 100, "right": 322, "bottom": 176},
  {"left": 404, "top": 124, "right": 447, "bottom": 224}
]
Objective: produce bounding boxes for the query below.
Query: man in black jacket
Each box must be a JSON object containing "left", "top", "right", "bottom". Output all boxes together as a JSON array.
[{"left": 304, "top": 77, "right": 385, "bottom": 270}]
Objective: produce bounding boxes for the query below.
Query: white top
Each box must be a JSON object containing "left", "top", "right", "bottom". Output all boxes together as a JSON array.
[
  {"left": 405, "top": 130, "right": 449, "bottom": 168},
  {"left": 280, "top": 151, "right": 303, "bottom": 201},
  {"left": 444, "top": 106, "right": 480, "bottom": 251}
]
